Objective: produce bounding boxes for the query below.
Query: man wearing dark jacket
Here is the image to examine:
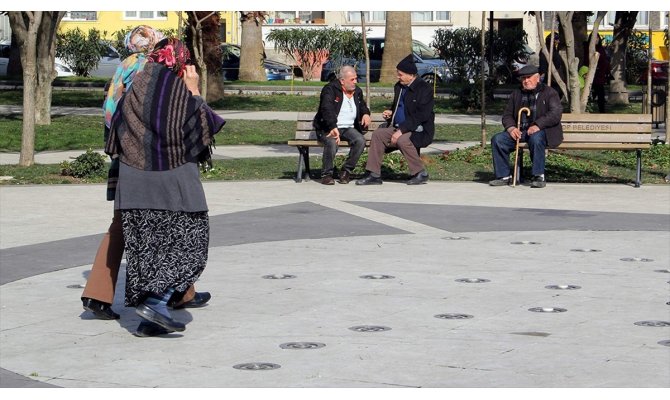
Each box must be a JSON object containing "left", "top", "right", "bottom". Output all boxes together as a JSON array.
[
  {"left": 489, "top": 64, "right": 563, "bottom": 188},
  {"left": 313, "top": 65, "right": 371, "bottom": 185},
  {"left": 356, "top": 54, "right": 435, "bottom": 185}
]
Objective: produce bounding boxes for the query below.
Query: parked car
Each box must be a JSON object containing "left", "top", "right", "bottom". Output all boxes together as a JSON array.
[
  {"left": 638, "top": 59, "right": 669, "bottom": 85},
  {"left": 1, "top": 43, "right": 74, "bottom": 77},
  {"left": 55, "top": 44, "right": 121, "bottom": 77},
  {"left": 221, "top": 43, "right": 292, "bottom": 81},
  {"left": 320, "top": 38, "right": 450, "bottom": 84}
]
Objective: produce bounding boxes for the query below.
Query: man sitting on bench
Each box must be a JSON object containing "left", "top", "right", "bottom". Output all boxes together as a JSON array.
[
  {"left": 313, "top": 65, "right": 371, "bottom": 185},
  {"left": 489, "top": 65, "right": 563, "bottom": 188}
]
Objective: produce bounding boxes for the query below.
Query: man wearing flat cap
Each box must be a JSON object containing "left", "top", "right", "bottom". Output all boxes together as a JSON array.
[
  {"left": 489, "top": 64, "right": 563, "bottom": 188},
  {"left": 356, "top": 54, "right": 435, "bottom": 185}
]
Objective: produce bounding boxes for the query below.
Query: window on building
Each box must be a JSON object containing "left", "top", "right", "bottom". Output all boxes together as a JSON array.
[
  {"left": 63, "top": 12, "right": 97, "bottom": 21},
  {"left": 268, "top": 11, "right": 324, "bottom": 23},
  {"left": 587, "top": 11, "right": 649, "bottom": 28},
  {"left": 124, "top": 11, "right": 168, "bottom": 20},
  {"left": 411, "top": 12, "right": 451, "bottom": 22},
  {"left": 348, "top": 11, "right": 448, "bottom": 23}
]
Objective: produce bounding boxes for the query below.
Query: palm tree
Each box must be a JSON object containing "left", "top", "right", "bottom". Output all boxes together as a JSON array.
[
  {"left": 239, "top": 12, "right": 267, "bottom": 81},
  {"left": 379, "top": 12, "right": 412, "bottom": 83}
]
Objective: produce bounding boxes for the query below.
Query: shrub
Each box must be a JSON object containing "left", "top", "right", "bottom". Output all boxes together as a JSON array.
[
  {"left": 56, "top": 28, "right": 108, "bottom": 76},
  {"left": 61, "top": 150, "right": 107, "bottom": 178}
]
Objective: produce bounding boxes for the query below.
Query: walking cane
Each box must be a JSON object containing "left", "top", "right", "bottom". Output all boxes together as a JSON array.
[{"left": 512, "top": 107, "right": 531, "bottom": 187}]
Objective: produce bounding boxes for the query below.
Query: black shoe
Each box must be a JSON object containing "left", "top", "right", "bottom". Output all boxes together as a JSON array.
[
  {"left": 407, "top": 171, "right": 429, "bottom": 185},
  {"left": 489, "top": 176, "right": 512, "bottom": 186},
  {"left": 133, "top": 321, "right": 172, "bottom": 337},
  {"left": 356, "top": 174, "right": 382, "bottom": 185},
  {"left": 136, "top": 303, "right": 186, "bottom": 332},
  {"left": 170, "top": 292, "right": 211, "bottom": 309},
  {"left": 530, "top": 175, "right": 546, "bottom": 188},
  {"left": 82, "top": 297, "right": 120, "bottom": 320}
]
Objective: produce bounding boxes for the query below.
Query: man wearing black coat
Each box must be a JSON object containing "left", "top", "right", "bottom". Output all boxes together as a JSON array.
[
  {"left": 356, "top": 54, "right": 435, "bottom": 185},
  {"left": 313, "top": 65, "right": 371, "bottom": 185},
  {"left": 489, "top": 64, "right": 563, "bottom": 188}
]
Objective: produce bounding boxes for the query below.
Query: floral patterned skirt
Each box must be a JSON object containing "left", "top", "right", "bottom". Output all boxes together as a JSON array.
[{"left": 121, "top": 209, "right": 209, "bottom": 307}]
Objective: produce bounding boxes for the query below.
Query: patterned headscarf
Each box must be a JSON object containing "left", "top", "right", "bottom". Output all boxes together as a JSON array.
[
  {"left": 103, "top": 25, "right": 165, "bottom": 128},
  {"left": 147, "top": 38, "right": 191, "bottom": 78}
]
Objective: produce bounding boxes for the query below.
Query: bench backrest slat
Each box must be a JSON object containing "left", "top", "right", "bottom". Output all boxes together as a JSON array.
[
  {"left": 296, "top": 112, "right": 386, "bottom": 140},
  {"left": 562, "top": 133, "right": 653, "bottom": 143}
]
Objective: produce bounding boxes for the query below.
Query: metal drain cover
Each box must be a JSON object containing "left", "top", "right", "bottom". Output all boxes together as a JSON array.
[
  {"left": 658, "top": 340, "right": 670, "bottom": 347},
  {"left": 529, "top": 307, "right": 567, "bottom": 313},
  {"left": 511, "top": 241, "right": 541, "bottom": 245},
  {"left": 634, "top": 320, "right": 670, "bottom": 327},
  {"left": 66, "top": 284, "right": 86, "bottom": 289},
  {"left": 233, "top": 362, "right": 281, "bottom": 371},
  {"left": 279, "top": 342, "right": 326, "bottom": 350},
  {"left": 349, "top": 325, "right": 391, "bottom": 332},
  {"left": 620, "top": 257, "right": 654, "bottom": 262},
  {"left": 455, "top": 278, "right": 490, "bottom": 283},
  {"left": 442, "top": 236, "right": 469, "bottom": 240},
  {"left": 545, "top": 284, "right": 581, "bottom": 290},
  {"left": 570, "top": 248, "right": 601, "bottom": 252},
  {"left": 262, "top": 274, "right": 296, "bottom": 279},
  {"left": 434, "top": 313, "right": 474, "bottom": 320},
  {"left": 359, "top": 274, "right": 395, "bottom": 280}
]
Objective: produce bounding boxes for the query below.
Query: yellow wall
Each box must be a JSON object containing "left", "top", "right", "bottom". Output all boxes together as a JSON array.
[
  {"left": 542, "top": 29, "right": 669, "bottom": 61},
  {"left": 59, "top": 11, "right": 239, "bottom": 44}
]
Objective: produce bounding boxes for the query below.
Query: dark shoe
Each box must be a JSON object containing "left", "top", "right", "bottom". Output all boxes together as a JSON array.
[
  {"left": 356, "top": 174, "right": 382, "bottom": 185},
  {"left": 133, "top": 321, "right": 172, "bottom": 337},
  {"left": 530, "top": 175, "right": 546, "bottom": 188},
  {"left": 82, "top": 297, "right": 120, "bottom": 320},
  {"left": 135, "top": 303, "right": 185, "bottom": 332},
  {"left": 321, "top": 175, "right": 335, "bottom": 185},
  {"left": 170, "top": 292, "right": 211, "bottom": 309},
  {"left": 407, "top": 171, "right": 429, "bottom": 185},
  {"left": 338, "top": 170, "right": 352, "bottom": 184},
  {"left": 489, "top": 176, "right": 512, "bottom": 186}
]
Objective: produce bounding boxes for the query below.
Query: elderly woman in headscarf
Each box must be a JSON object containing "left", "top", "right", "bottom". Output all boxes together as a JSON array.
[{"left": 105, "top": 37, "right": 225, "bottom": 334}]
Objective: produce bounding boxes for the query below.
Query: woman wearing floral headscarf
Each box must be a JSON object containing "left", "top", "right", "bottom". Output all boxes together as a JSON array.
[{"left": 106, "top": 37, "right": 225, "bottom": 334}]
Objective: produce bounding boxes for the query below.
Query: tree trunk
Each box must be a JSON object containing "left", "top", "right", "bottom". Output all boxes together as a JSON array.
[
  {"left": 239, "top": 12, "right": 267, "bottom": 81},
  {"left": 557, "top": 12, "right": 582, "bottom": 113},
  {"left": 609, "top": 12, "right": 638, "bottom": 105},
  {"left": 572, "top": 12, "right": 589, "bottom": 67},
  {"left": 380, "top": 12, "right": 412, "bottom": 83},
  {"left": 35, "top": 12, "right": 65, "bottom": 125},
  {"left": 9, "top": 12, "right": 43, "bottom": 166},
  {"left": 579, "top": 12, "right": 606, "bottom": 112}
]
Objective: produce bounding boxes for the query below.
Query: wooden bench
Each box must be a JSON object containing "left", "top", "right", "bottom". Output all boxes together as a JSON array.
[
  {"left": 287, "top": 112, "right": 387, "bottom": 182},
  {"left": 517, "top": 113, "right": 652, "bottom": 187}
]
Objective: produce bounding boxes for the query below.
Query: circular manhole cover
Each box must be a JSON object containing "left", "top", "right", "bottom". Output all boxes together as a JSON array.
[
  {"left": 233, "top": 363, "right": 281, "bottom": 371},
  {"left": 545, "top": 285, "right": 581, "bottom": 290},
  {"left": 620, "top": 257, "right": 654, "bottom": 262},
  {"left": 634, "top": 320, "right": 670, "bottom": 327},
  {"left": 434, "top": 313, "right": 474, "bottom": 320},
  {"left": 455, "top": 278, "right": 490, "bottom": 283},
  {"left": 658, "top": 340, "right": 670, "bottom": 347},
  {"left": 570, "top": 248, "right": 602, "bottom": 252},
  {"left": 442, "top": 236, "right": 469, "bottom": 240},
  {"left": 511, "top": 241, "right": 541, "bottom": 245},
  {"left": 349, "top": 325, "right": 391, "bottom": 332},
  {"left": 66, "top": 284, "right": 86, "bottom": 289},
  {"left": 262, "top": 274, "right": 296, "bottom": 280},
  {"left": 359, "top": 274, "right": 395, "bottom": 280},
  {"left": 279, "top": 342, "right": 326, "bottom": 350},
  {"left": 528, "top": 307, "right": 567, "bottom": 313}
]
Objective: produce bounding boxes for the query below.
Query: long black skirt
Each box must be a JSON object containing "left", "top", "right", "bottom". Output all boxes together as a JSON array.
[{"left": 121, "top": 209, "right": 209, "bottom": 307}]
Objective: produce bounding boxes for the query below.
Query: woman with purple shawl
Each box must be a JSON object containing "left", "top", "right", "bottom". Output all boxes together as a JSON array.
[{"left": 105, "top": 38, "right": 225, "bottom": 334}]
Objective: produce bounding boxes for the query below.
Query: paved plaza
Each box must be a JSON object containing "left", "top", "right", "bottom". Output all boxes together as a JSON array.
[{"left": 1, "top": 180, "right": 669, "bottom": 389}]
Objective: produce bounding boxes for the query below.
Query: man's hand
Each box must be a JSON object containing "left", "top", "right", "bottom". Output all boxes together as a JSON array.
[
  {"left": 326, "top": 127, "right": 340, "bottom": 144},
  {"left": 382, "top": 109, "right": 393, "bottom": 120},
  {"left": 390, "top": 129, "right": 402, "bottom": 145},
  {"left": 361, "top": 114, "right": 371, "bottom": 128},
  {"left": 184, "top": 65, "right": 200, "bottom": 96},
  {"left": 527, "top": 125, "right": 540, "bottom": 135},
  {"left": 507, "top": 126, "right": 522, "bottom": 140}
]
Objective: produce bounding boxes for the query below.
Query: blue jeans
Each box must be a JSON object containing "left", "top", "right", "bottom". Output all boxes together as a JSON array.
[
  {"left": 491, "top": 129, "right": 547, "bottom": 178},
  {"left": 318, "top": 127, "right": 365, "bottom": 177}
]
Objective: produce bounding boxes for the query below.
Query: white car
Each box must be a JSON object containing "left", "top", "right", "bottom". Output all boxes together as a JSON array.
[
  {"left": 55, "top": 44, "right": 121, "bottom": 78},
  {"left": 0, "top": 43, "right": 74, "bottom": 77}
]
